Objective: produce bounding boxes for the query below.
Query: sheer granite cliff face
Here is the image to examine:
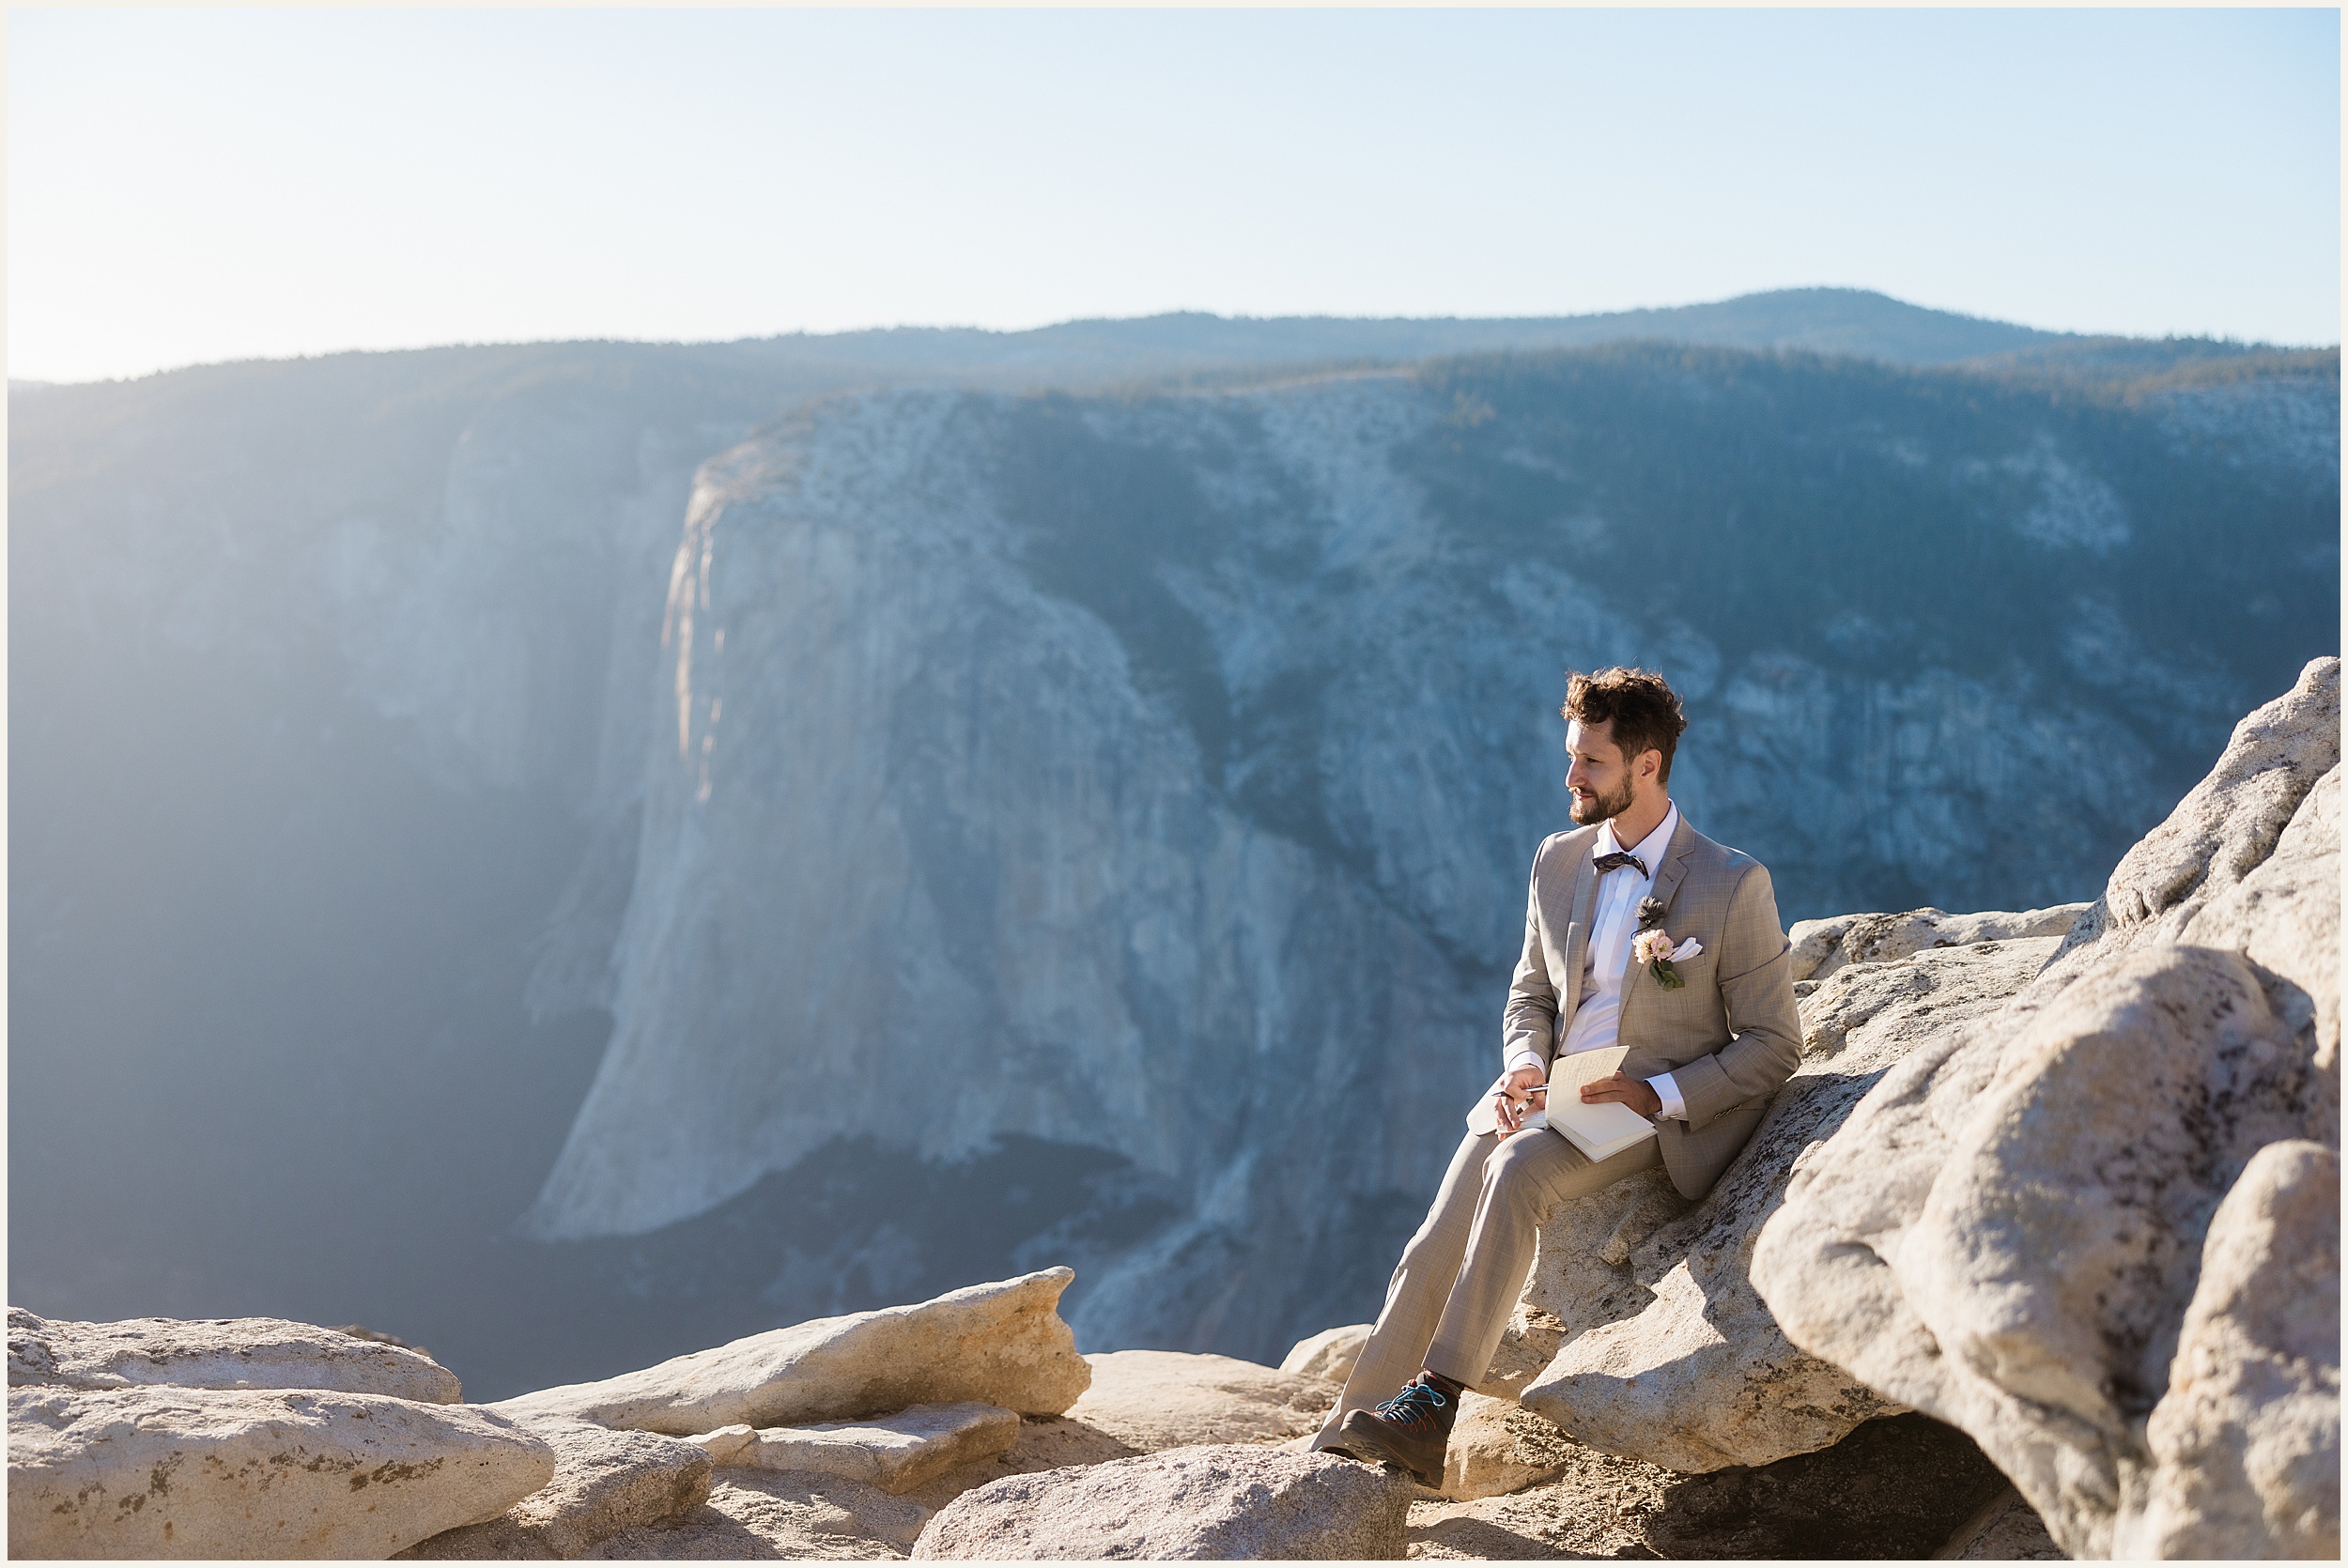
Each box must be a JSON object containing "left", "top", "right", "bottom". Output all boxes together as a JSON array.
[
  {"left": 522, "top": 390, "right": 1495, "bottom": 1359},
  {"left": 520, "top": 359, "right": 2339, "bottom": 1358}
]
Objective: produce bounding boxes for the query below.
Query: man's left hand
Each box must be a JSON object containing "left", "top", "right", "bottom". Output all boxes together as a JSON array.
[{"left": 1580, "top": 1070, "right": 1661, "bottom": 1118}]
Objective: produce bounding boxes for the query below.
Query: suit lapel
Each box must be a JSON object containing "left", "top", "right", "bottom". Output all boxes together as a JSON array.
[
  {"left": 1645, "top": 814, "right": 1697, "bottom": 917},
  {"left": 1619, "top": 813, "right": 1697, "bottom": 1049},
  {"left": 1560, "top": 840, "right": 1599, "bottom": 1020}
]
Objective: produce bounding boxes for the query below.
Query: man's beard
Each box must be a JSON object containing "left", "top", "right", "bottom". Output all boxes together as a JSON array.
[{"left": 1569, "top": 776, "right": 1637, "bottom": 825}]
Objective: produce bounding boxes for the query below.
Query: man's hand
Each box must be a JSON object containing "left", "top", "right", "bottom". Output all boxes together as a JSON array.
[
  {"left": 1581, "top": 1070, "right": 1661, "bottom": 1118},
  {"left": 1493, "top": 1065, "right": 1547, "bottom": 1134}
]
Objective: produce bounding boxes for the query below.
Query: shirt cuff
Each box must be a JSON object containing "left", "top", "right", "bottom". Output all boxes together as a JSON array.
[
  {"left": 1505, "top": 1047, "right": 1547, "bottom": 1078},
  {"left": 1647, "top": 1071, "right": 1687, "bottom": 1122}
]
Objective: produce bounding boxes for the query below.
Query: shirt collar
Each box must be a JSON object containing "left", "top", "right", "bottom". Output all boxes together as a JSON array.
[{"left": 1599, "top": 801, "right": 1680, "bottom": 873}]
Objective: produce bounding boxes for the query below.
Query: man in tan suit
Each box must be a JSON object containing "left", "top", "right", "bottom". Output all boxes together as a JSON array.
[{"left": 1315, "top": 667, "right": 1801, "bottom": 1485}]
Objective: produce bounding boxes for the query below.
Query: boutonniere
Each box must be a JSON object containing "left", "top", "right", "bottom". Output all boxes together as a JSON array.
[{"left": 1632, "top": 899, "right": 1700, "bottom": 990}]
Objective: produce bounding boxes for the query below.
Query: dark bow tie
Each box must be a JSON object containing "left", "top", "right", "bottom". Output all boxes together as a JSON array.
[{"left": 1593, "top": 851, "right": 1647, "bottom": 877}]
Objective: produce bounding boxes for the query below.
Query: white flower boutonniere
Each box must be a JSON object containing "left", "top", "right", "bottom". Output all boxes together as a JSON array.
[{"left": 1630, "top": 927, "right": 1702, "bottom": 990}]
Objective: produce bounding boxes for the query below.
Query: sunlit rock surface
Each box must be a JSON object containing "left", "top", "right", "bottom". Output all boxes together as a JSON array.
[
  {"left": 7, "top": 1308, "right": 461, "bottom": 1404},
  {"left": 7, "top": 1384, "right": 556, "bottom": 1560},
  {"left": 1753, "top": 660, "right": 2341, "bottom": 1559},
  {"left": 496, "top": 1271, "right": 1089, "bottom": 1435}
]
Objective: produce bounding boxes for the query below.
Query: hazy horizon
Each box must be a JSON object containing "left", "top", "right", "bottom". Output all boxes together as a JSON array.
[
  {"left": 12, "top": 8, "right": 2339, "bottom": 384},
  {"left": 9, "top": 286, "right": 2340, "bottom": 392}
]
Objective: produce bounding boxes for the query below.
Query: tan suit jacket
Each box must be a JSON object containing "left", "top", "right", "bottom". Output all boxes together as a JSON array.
[{"left": 1474, "top": 811, "right": 1801, "bottom": 1200}]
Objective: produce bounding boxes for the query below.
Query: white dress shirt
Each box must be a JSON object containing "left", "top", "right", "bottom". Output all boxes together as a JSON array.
[{"left": 1506, "top": 804, "right": 1690, "bottom": 1122}]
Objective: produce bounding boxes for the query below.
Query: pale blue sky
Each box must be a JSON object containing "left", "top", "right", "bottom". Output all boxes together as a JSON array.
[{"left": 10, "top": 8, "right": 2340, "bottom": 384}]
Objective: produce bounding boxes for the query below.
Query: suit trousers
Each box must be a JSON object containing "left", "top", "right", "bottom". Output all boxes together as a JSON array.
[{"left": 1310, "top": 1124, "right": 1661, "bottom": 1451}]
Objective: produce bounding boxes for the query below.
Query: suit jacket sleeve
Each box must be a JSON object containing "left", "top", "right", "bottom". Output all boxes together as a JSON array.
[
  {"left": 1666, "top": 860, "right": 1802, "bottom": 1130},
  {"left": 1500, "top": 842, "right": 1560, "bottom": 1070}
]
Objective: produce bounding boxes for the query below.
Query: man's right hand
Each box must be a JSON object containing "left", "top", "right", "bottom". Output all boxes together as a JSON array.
[{"left": 1492, "top": 1064, "right": 1548, "bottom": 1134}]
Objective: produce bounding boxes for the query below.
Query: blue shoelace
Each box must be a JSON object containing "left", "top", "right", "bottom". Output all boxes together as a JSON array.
[{"left": 1369, "top": 1379, "right": 1448, "bottom": 1435}]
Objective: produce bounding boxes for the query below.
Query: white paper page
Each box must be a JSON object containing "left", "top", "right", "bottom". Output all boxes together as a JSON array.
[{"left": 1537, "top": 1045, "right": 1658, "bottom": 1158}]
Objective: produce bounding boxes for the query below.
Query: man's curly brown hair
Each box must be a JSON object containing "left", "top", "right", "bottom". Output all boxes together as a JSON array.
[{"left": 1562, "top": 668, "right": 1689, "bottom": 784}]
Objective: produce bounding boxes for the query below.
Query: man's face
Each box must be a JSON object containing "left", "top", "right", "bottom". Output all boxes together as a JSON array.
[{"left": 1565, "top": 717, "right": 1642, "bottom": 825}]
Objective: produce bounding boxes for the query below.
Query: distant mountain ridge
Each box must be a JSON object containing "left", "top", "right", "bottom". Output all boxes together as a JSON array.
[
  {"left": 23, "top": 285, "right": 2321, "bottom": 403},
  {"left": 716, "top": 285, "right": 2078, "bottom": 374}
]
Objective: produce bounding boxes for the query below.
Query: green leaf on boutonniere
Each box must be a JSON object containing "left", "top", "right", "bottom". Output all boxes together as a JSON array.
[{"left": 1650, "top": 959, "right": 1687, "bottom": 990}]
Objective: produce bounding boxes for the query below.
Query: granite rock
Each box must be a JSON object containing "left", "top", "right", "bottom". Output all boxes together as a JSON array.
[
  {"left": 2183, "top": 764, "right": 2341, "bottom": 1139},
  {"left": 1441, "top": 1390, "right": 1575, "bottom": 1501},
  {"left": 496, "top": 1269, "right": 1089, "bottom": 1436},
  {"left": 1278, "top": 1323, "right": 1371, "bottom": 1385},
  {"left": 910, "top": 1445, "right": 1413, "bottom": 1560},
  {"left": 7, "top": 1306, "right": 461, "bottom": 1404},
  {"left": 1483, "top": 1167, "right": 1689, "bottom": 1401},
  {"left": 1753, "top": 658, "right": 2342, "bottom": 1560},
  {"left": 6, "top": 1382, "right": 554, "bottom": 1560},
  {"left": 2118, "top": 1140, "right": 2340, "bottom": 1559},
  {"left": 2096, "top": 657, "right": 2341, "bottom": 935},
  {"left": 898, "top": 1414, "right": 1143, "bottom": 1514},
  {"left": 1513, "top": 935, "right": 2059, "bottom": 1470},
  {"left": 1063, "top": 1349, "right": 1337, "bottom": 1451},
  {"left": 397, "top": 1415, "right": 712, "bottom": 1560},
  {"left": 681, "top": 1422, "right": 755, "bottom": 1464},
  {"left": 1787, "top": 903, "right": 2088, "bottom": 984},
  {"left": 703, "top": 1402, "right": 1021, "bottom": 1495},
  {"left": 1757, "top": 943, "right": 2325, "bottom": 1555}
]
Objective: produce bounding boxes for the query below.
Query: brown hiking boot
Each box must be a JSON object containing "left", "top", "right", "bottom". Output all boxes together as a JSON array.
[{"left": 1333, "top": 1373, "right": 1459, "bottom": 1487}]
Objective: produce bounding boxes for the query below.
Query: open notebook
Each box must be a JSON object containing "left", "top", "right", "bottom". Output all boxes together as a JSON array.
[{"left": 1526, "top": 1046, "right": 1659, "bottom": 1162}]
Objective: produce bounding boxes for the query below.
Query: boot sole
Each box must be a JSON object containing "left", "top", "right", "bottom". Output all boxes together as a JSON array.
[{"left": 1334, "top": 1412, "right": 1443, "bottom": 1489}]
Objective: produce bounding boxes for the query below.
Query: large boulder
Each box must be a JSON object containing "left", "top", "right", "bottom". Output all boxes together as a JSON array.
[
  {"left": 1753, "top": 658, "right": 2341, "bottom": 1559},
  {"left": 1481, "top": 1166, "right": 1690, "bottom": 1401},
  {"left": 689, "top": 1402, "right": 1022, "bottom": 1494},
  {"left": 2118, "top": 1140, "right": 2339, "bottom": 1559},
  {"left": 1278, "top": 1324, "right": 1371, "bottom": 1385},
  {"left": 1508, "top": 932, "right": 2061, "bottom": 1469},
  {"left": 496, "top": 1268, "right": 1089, "bottom": 1436},
  {"left": 7, "top": 1383, "right": 556, "bottom": 1560},
  {"left": 397, "top": 1415, "right": 712, "bottom": 1559},
  {"left": 7, "top": 1307, "right": 461, "bottom": 1403},
  {"left": 2096, "top": 659, "right": 2341, "bottom": 942},
  {"left": 910, "top": 1446, "right": 1413, "bottom": 1560},
  {"left": 1441, "top": 1391, "right": 1574, "bottom": 1501},
  {"left": 2176, "top": 763, "right": 2341, "bottom": 1143},
  {"left": 1064, "top": 1349, "right": 1337, "bottom": 1451}
]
